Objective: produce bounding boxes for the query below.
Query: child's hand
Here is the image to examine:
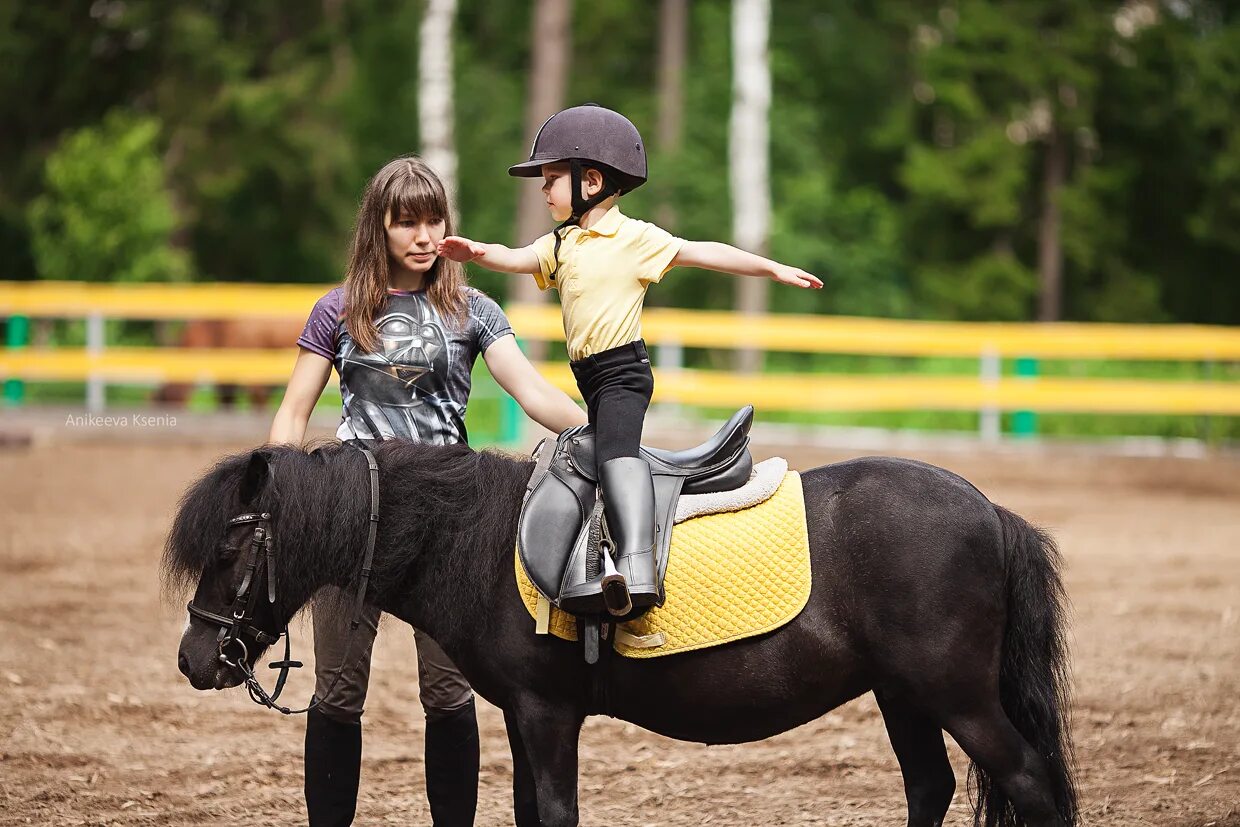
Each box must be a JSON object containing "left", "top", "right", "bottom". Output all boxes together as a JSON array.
[
  {"left": 438, "top": 237, "right": 485, "bottom": 263},
  {"left": 771, "top": 264, "right": 823, "bottom": 289}
]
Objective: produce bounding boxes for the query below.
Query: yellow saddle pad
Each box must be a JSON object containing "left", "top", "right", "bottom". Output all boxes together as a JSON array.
[{"left": 515, "top": 470, "right": 810, "bottom": 658}]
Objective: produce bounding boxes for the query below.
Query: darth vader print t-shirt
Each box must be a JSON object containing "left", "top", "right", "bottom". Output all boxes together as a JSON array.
[{"left": 296, "top": 286, "right": 512, "bottom": 445}]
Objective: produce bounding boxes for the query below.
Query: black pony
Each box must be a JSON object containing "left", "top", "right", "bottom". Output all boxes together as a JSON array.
[{"left": 166, "top": 440, "right": 1078, "bottom": 826}]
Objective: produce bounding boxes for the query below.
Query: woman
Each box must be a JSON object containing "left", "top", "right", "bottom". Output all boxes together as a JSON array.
[{"left": 269, "top": 155, "right": 585, "bottom": 826}]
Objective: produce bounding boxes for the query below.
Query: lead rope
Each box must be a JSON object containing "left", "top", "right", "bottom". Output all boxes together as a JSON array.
[{"left": 242, "top": 446, "right": 381, "bottom": 715}]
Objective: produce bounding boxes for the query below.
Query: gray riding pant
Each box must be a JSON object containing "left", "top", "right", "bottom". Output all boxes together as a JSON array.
[{"left": 311, "top": 587, "right": 473, "bottom": 724}]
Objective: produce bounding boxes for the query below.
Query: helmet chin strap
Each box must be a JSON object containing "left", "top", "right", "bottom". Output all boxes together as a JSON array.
[
  {"left": 549, "top": 159, "right": 618, "bottom": 284},
  {"left": 569, "top": 159, "right": 618, "bottom": 219}
]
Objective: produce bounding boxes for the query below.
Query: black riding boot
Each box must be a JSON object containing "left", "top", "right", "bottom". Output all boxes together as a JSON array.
[
  {"left": 424, "top": 698, "right": 480, "bottom": 827},
  {"left": 305, "top": 708, "right": 362, "bottom": 827},
  {"left": 599, "top": 457, "right": 659, "bottom": 611}
]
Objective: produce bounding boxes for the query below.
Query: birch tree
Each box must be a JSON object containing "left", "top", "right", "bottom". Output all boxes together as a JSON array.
[
  {"left": 730, "top": 0, "right": 771, "bottom": 372},
  {"left": 419, "top": 0, "right": 459, "bottom": 208}
]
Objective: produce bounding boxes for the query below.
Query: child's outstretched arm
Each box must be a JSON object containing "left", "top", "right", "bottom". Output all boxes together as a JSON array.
[
  {"left": 672, "top": 241, "right": 823, "bottom": 289},
  {"left": 439, "top": 236, "right": 540, "bottom": 276}
]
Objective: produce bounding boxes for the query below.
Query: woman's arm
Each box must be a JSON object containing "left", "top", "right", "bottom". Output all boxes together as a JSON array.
[
  {"left": 672, "top": 240, "right": 823, "bottom": 289},
  {"left": 482, "top": 334, "right": 587, "bottom": 434},
  {"left": 268, "top": 349, "right": 333, "bottom": 445},
  {"left": 439, "top": 237, "right": 541, "bottom": 276}
]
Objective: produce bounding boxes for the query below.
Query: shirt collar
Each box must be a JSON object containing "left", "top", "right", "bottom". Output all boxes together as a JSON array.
[{"left": 581, "top": 205, "right": 625, "bottom": 237}]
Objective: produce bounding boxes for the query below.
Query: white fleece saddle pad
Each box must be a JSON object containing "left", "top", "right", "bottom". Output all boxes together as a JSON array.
[{"left": 674, "top": 456, "right": 788, "bottom": 523}]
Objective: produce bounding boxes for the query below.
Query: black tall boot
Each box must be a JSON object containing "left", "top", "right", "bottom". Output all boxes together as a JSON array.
[
  {"left": 599, "top": 456, "right": 659, "bottom": 612},
  {"left": 305, "top": 708, "right": 362, "bottom": 827},
  {"left": 424, "top": 698, "right": 480, "bottom": 827}
]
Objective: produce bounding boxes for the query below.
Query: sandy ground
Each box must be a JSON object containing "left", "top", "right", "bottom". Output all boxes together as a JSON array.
[{"left": 1, "top": 428, "right": 1238, "bottom": 826}]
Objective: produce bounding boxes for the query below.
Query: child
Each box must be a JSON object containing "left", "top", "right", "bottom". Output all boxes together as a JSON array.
[{"left": 439, "top": 104, "right": 821, "bottom": 616}]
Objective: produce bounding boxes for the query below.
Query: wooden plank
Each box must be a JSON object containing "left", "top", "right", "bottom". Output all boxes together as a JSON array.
[
  {"left": 4, "top": 282, "right": 1239, "bottom": 359},
  {"left": 0, "top": 282, "right": 325, "bottom": 319},
  {"left": 5, "top": 349, "right": 1238, "bottom": 415}
]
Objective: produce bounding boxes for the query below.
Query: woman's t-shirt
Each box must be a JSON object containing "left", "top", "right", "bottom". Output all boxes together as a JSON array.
[{"left": 296, "top": 286, "right": 512, "bottom": 445}]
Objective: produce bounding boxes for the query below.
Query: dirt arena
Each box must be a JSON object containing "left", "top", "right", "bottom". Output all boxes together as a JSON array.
[{"left": 1, "top": 426, "right": 1237, "bottom": 826}]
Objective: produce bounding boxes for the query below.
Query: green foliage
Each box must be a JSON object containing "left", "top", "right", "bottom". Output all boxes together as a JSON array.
[
  {"left": 3, "top": 0, "right": 1239, "bottom": 324},
  {"left": 918, "top": 250, "right": 1037, "bottom": 321},
  {"left": 27, "top": 111, "right": 191, "bottom": 282}
]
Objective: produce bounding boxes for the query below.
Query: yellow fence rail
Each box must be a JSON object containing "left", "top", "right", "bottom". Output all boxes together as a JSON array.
[
  {"left": 5, "top": 280, "right": 1240, "bottom": 358},
  {"left": 2, "top": 282, "right": 1238, "bottom": 430},
  {"left": 3, "top": 348, "right": 1238, "bottom": 416}
]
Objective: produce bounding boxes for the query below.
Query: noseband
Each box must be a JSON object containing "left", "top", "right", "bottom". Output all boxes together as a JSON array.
[{"left": 186, "top": 447, "right": 381, "bottom": 715}]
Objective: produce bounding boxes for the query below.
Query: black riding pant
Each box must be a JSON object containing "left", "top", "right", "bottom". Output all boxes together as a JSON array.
[{"left": 569, "top": 340, "right": 653, "bottom": 465}]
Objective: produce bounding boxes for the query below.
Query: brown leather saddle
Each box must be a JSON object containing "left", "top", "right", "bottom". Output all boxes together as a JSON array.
[{"left": 517, "top": 406, "right": 755, "bottom": 620}]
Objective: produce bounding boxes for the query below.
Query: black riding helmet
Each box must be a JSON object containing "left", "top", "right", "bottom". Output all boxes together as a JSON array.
[{"left": 509, "top": 104, "right": 648, "bottom": 280}]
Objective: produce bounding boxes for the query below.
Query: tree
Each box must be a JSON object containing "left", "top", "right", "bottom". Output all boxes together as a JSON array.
[
  {"left": 28, "top": 112, "right": 191, "bottom": 283},
  {"left": 655, "top": 0, "right": 689, "bottom": 230},
  {"left": 512, "top": 0, "right": 572, "bottom": 308},
  {"left": 900, "top": 1, "right": 1115, "bottom": 321},
  {"left": 730, "top": 0, "right": 771, "bottom": 370},
  {"left": 419, "top": 0, "right": 459, "bottom": 207}
]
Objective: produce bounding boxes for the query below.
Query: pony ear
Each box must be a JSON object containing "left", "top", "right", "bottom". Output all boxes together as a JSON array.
[{"left": 239, "top": 450, "right": 271, "bottom": 506}]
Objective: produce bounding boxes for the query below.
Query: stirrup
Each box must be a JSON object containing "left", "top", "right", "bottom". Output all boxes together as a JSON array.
[{"left": 599, "top": 545, "right": 632, "bottom": 617}]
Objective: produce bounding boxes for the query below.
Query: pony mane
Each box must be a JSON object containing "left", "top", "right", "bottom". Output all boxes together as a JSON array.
[
  {"left": 162, "top": 439, "right": 534, "bottom": 639},
  {"left": 161, "top": 443, "right": 368, "bottom": 602},
  {"left": 366, "top": 440, "right": 533, "bottom": 642}
]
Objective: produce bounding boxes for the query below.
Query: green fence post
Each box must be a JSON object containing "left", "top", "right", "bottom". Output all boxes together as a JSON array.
[
  {"left": 498, "top": 337, "right": 528, "bottom": 448},
  {"left": 1012, "top": 357, "right": 1039, "bottom": 437},
  {"left": 499, "top": 388, "right": 522, "bottom": 447},
  {"left": 4, "top": 315, "right": 29, "bottom": 405}
]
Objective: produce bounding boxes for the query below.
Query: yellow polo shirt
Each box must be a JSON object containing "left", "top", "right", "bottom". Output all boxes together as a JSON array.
[{"left": 530, "top": 206, "right": 683, "bottom": 361}]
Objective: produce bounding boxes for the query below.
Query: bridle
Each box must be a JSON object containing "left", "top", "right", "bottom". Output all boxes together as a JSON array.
[{"left": 186, "top": 447, "right": 381, "bottom": 715}]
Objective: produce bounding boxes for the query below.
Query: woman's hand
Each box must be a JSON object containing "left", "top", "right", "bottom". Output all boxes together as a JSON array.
[
  {"left": 438, "top": 236, "right": 485, "bottom": 262},
  {"left": 770, "top": 264, "right": 823, "bottom": 289}
]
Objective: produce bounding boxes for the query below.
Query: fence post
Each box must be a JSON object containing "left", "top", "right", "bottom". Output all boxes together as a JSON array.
[
  {"left": 4, "top": 315, "right": 28, "bottom": 405},
  {"left": 1201, "top": 359, "right": 1215, "bottom": 444},
  {"left": 979, "top": 345, "right": 1001, "bottom": 443},
  {"left": 86, "top": 312, "right": 105, "bottom": 413},
  {"left": 656, "top": 338, "right": 683, "bottom": 417},
  {"left": 1012, "top": 357, "right": 1039, "bottom": 437},
  {"left": 497, "top": 337, "right": 528, "bottom": 448}
]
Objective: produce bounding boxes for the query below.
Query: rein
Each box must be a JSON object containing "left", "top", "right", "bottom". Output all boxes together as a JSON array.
[{"left": 186, "top": 446, "right": 381, "bottom": 715}]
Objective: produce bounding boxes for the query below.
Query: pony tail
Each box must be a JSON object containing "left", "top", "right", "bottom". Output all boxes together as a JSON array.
[{"left": 970, "top": 506, "right": 1079, "bottom": 826}]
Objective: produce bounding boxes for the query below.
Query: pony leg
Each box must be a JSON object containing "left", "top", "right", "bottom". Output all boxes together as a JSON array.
[
  {"left": 508, "top": 699, "right": 585, "bottom": 827},
  {"left": 942, "top": 702, "right": 1066, "bottom": 826},
  {"left": 504, "top": 710, "right": 541, "bottom": 827},
  {"left": 875, "top": 691, "right": 955, "bottom": 827}
]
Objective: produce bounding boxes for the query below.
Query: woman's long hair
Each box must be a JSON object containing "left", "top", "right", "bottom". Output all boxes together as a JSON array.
[{"left": 343, "top": 156, "right": 467, "bottom": 352}]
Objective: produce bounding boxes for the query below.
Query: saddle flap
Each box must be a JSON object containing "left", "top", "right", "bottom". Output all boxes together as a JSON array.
[{"left": 518, "top": 459, "right": 597, "bottom": 602}]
